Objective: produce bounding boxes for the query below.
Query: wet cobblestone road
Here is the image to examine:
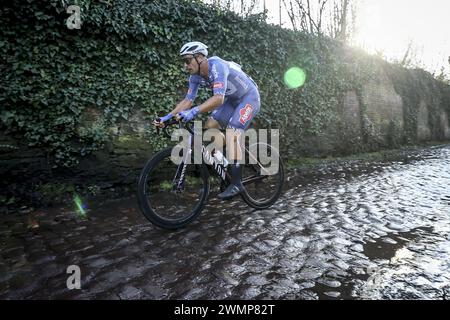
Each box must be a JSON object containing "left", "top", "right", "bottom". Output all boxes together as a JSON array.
[{"left": 1, "top": 144, "right": 450, "bottom": 299}]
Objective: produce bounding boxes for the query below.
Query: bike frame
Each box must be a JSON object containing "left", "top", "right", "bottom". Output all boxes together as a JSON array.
[
  {"left": 173, "top": 122, "right": 231, "bottom": 192},
  {"left": 161, "top": 120, "right": 267, "bottom": 192}
]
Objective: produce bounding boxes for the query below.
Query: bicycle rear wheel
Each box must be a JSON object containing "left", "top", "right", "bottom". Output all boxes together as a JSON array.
[
  {"left": 137, "top": 146, "right": 210, "bottom": 229},
  {"left": 240, "top": 142, "right": 284, "bottom": 209}
]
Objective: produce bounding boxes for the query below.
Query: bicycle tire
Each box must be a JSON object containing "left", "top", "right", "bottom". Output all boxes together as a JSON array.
[
  {"left": 240, "top": 142, "right": 284, "bottom": 209},
  {"left": 137, "top": 146, "right": 210, "bottom": 229}
]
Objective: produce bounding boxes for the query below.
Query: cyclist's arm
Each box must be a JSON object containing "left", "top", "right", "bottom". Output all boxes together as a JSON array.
[
  {"left": 197, "top": 94, "right": 224, "bottom": 113},
  {"left": 166, "top": 76, "right": 199, "bottom": 116},
  {"left": 170, "top": 98, "right": 193, "bottom": 115},
  {"left": 173, "top": 94, "right": 223, "bottom": 118},
  {"left": 154, "top": 98, "right": 192, "bottom": 127},
  {"left": 195, "top": 60, "right": 227, "bottom": 113}
]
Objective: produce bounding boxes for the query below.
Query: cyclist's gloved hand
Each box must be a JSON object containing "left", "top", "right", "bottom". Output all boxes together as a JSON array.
[
  {"left": 178, "top": 106, "right": 200, "bottom": 122},
  {"left": 154, "top": 113, "right": 173, "bottom": 127},
  {"left": 159, "top": 113, "right": 173, "bottom": 123}
]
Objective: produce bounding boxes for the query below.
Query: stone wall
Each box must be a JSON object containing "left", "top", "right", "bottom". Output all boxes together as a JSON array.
[
  {"left": 441, "top": 110, "right": 450, "bottom": 139},
  {"left": 361, "top": 68, "right": 405, "bottom": 145},
  {"left": 417, "top": 101, "right": 432, "bottom": 141},
  {"left": 1, "top": 63, "right": 450, "bottom": 207},
  {"left": 336, "top": 66, "right": 450, "bottom": 151}
]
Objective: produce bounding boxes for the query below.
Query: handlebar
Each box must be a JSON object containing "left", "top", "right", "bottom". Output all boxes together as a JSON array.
[{"left": 155, "top": 119, "right": 195, "bottom": 138}]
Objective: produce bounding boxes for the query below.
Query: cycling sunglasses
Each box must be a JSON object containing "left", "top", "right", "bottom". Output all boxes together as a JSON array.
[{"left": 182, "top": 57, "right": 194, "bottom": 65}]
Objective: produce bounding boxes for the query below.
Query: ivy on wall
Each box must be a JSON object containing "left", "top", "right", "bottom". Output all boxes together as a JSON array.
[{"left": 1, "top": 0, "right": 449, "bottom": 168}]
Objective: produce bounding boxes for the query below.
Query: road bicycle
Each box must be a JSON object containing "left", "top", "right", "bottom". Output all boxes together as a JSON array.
[{"left": 137, "top": 119, "right": 284, "bottom": 229}]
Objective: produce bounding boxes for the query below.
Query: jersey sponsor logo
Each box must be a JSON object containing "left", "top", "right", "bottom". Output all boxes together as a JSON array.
[
  {"left": 213, "top": 82, "right": 224, "bottom": 89},
  {"left": 187, "top": 88, "right": 192, "bottom": 95},
  {"left": 239, "top": 104, "right": 253, "bottom": 125}
]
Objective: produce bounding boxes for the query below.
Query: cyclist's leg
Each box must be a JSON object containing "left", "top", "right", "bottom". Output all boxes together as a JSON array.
[
  {"left": 218, "top": 90, "right": 261, "bottom": 200},
  {"left": 206, "top": 99, "right": 236, "bottom": 154},
  {"left": 205, "top": 117, "right": 221, "bottom": 130},
  {"left": 226, "top": 90, "right": 261, "bottom": 162},
  {"left": 210, "top": 99, "right": 235, "bottom": 129}
]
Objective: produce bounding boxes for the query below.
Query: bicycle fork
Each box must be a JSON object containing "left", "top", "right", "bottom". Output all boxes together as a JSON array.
[{"left": 172, "top": 135, "right": 193, "bottom": 192}]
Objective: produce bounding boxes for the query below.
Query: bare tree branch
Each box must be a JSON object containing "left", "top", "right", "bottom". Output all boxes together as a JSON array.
[
  {"left": 282, "top": 0, "right": 298, "bottom": 31},
  {"left": 208, "top": 0, "right": 357, "bottom": 43}
]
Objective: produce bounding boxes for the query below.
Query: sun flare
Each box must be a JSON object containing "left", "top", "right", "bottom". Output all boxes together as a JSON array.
[{"left": 354, "top": 0, "right": 450, "bottom": 73}]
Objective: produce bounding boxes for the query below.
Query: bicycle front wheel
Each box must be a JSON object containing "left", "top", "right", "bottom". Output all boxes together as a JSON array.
[{"left": 137, "top": 146, "right": 210, "bottom": 229}]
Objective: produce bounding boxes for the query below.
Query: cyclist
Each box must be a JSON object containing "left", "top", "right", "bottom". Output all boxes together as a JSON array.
[{"left": 154, "top": 41, "right": 260, "bottom": 200}]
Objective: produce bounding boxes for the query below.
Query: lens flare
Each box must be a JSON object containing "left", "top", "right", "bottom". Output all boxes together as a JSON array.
[
  {"left": 73, "top": 193, "right": 87, "bottom": 218},
  {"left": 284, "top": 67, "right": 306, "bottom": 89}
]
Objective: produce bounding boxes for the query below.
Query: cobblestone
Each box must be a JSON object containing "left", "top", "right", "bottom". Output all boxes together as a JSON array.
[{"left": 1, "top": 145, "right": 450, "bottom": 299}]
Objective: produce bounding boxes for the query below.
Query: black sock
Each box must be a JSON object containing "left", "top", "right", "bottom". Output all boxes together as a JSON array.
[{"left": 231, "top": 161, "right": 242, "bottom": 186}]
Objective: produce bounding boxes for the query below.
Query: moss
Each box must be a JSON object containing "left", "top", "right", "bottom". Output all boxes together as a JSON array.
[
  {"left": 286, "top": 157, "right": 325, "bottom": 168},
  {"left": 286, "top": 141, "right": 449, "bottom": 170},
  {"left": 32, "top": 182, "right": 77, "bottom": 205},
  {"left": 113, "top": 134, "right": 151, "bottom": 151}
]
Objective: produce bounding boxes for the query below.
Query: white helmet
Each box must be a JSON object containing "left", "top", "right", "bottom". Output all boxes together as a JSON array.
[{"left": 179, "top": 41, "right": 208, "bottom": 57}]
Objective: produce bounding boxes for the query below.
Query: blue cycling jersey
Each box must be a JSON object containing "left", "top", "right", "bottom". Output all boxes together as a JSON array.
[{"left": 185, "top": 56, "right": 258, "bottom": 102}]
